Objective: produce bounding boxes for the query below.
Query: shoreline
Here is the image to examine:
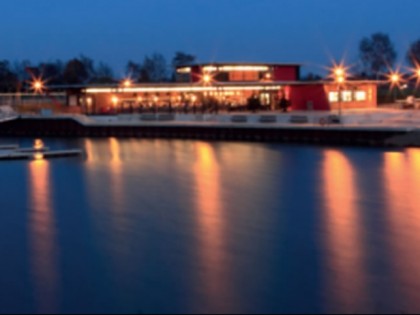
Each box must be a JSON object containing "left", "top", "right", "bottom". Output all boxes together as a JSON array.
[{"left": 0, "top": 112, "right": 419, "bottom": 147}]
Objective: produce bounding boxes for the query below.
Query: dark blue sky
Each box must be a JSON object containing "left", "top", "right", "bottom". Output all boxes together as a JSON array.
[{"left": 1, "top": 0, "right": 420, "bottom": 75}]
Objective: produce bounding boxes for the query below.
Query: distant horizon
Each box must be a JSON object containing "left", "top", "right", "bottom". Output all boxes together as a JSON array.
[{"left": 1, "top": 0, "right": 420, "bottom": 75}]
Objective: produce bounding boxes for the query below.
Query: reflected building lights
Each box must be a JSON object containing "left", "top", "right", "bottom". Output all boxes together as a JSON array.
[
  {"left": 384, "top": 151, "right": 420, "bottom": 310},
  {"left": 193, "top": 142, "right": 232, "bottom": 311},
  {"left": 109, "top": 138, "right": 124, "bottom": 209},
  {"left": 322, "top": 150, "right": 368, "bottom": 312},
  {"left": 28, "top": 159, "right": 59, "bottom": 314}
]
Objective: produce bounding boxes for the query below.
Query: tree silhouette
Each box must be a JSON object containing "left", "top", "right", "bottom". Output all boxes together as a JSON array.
[
  {"left": 38, "top": 60, "right": 65, "bottom": 85},
  {"left": 407, "top": 39, "right": 420, "bottom": 67},
  {"left": 63, "top": 59, "right": 89, "bottom": 84},
  {"left": 172, "top": 52, "right": 196, "bottom": 68},
  {"left": 140, "top": 53, "right": 168, "bottom": 82},
  {"left": 126, "top": 61, "right": 142, "bottom": 82},
  {"left": 90, "top": 62, "right": 115, "bottom": 84},
  {"left": 0, "top": 61, "right": 19, "bottom": 92},
  {"left": 359, "top": 33, "right": 397, "bottom": 79}
]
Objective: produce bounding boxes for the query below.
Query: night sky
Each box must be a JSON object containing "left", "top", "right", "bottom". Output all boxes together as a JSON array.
[{"left": 1, "top": 0, "right": 420, "bottom": 74}]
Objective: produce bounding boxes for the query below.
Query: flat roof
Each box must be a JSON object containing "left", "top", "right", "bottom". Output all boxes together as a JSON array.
[
  {"left": 75, "top": 80, "right": 381, "bottom": 94},
  {"left": 177, "top": 62, "right": 302, "bottom": 68}
]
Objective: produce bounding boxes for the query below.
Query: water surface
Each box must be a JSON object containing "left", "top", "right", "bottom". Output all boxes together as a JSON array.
[{"left": 0, "top": 138, "right": 420, "bottom": 314}]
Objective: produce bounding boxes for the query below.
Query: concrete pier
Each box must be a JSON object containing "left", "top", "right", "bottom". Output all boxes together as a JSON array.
[{"left": 0, "top": 110, "right": 419, "bottom": 147}]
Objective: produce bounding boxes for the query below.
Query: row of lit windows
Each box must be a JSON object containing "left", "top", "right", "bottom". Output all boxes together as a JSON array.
[{"left": 328, "top": 91, "right": 367, "bottom": 102}]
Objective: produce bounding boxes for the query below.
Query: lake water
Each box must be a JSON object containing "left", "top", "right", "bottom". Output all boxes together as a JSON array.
[{"left": 1, "top": 138, "right": 420, "bottom": 314}]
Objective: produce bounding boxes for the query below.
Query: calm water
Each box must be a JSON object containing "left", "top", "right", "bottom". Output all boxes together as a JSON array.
[{"left": 0, "top": 138, "right": 420, "bottom": 314}]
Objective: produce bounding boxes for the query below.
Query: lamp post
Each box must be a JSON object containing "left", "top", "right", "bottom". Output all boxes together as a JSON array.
[
  {"left": 122, "top": 79, "right": 132, "bottom": 88},
  {"left": 389, "top": 72, "right": 401, "bottom": 104},
  {"left": 31, "top": 79, "right": 45, "bottom": 108},
  {"left": 333, "top": 66, "right": 346, "bottom": 124}
]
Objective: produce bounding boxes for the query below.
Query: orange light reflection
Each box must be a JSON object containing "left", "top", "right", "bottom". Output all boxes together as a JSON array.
[
  {"left": 28, "top": 159, "right": 59, "bottom": 313},
  {"left": 322, "top": 150, "right": 368, "bottom": 312},
  {"left": 384, "top": 150, "right": 420, "bottom": 309},
  {"left": 193, "top": 142, "right": 232, "bottom": 311}
]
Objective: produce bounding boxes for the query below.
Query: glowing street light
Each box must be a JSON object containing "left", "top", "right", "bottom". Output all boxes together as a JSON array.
[
  {"left": 390, "top": 73, "right": 401, "bottom": 85},
  {"left": 331, "top": 65, "right": 348, "bottom": 124},
  {"left": 334, "top": 67, "right": 345, "bottom": 79},
  {"left": 388, "top": 70, "right": 403, "bottom": 103},
  {"left": 122, "top": 79, "right": 133, "bottom": 88},
  {"left": 111, "top": 96, "right": 119, "bottom": 106},
  {"left": 203, "top": 74, "right": 212, "bottom": 84},
  {"left": 32, "top": 79, "right": 45, "bottom": 93}
]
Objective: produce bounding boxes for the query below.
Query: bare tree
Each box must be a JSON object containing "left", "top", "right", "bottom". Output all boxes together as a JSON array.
[
  {"left": 359, "top": 33, "right": 397, "bottom": 79},
  {"left": 407, "top": 39, "right": 420, "bottom": 67},
  {"left": 90, "top": 62, "right": 115, "bottom": 84},
  {"left": 126, "top": 61, "right": 142, "bottom": 82},
  {"left": 141, "top": 53, "right": 168, "bottom": 82}
]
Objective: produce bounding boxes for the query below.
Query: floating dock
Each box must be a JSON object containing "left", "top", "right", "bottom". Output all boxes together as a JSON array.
[
  {"left": 0, "top": 149, "right": 83, "bottom": 161},
  {"left": 0, "top": 144, "right": 19, "bottom": 150}
]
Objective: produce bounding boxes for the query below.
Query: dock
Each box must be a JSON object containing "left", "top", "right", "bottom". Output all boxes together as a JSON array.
[
  {"left": 0, "top": 110, "right": 419, "bottom": 147},
  {"left": 0, "top": 149, "right": 83, "bottom": 161},
  {"left": 0, "top": 145, "right": 19, "bottom": 150}
]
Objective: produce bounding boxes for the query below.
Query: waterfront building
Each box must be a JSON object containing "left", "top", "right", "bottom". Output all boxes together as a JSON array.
[{"left": 11, "top": 62, "right": 379, "bottom": 114}]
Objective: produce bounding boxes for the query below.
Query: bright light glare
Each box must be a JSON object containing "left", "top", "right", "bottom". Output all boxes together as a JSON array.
[
  {"left": 337, "top": 76, "right": 345, "bottom": 84},
  {"left": 111, "top": 96, "right": 119, "bottom": 105},
  {"left": 391, "top": 74, "right": 400, "bottom": 83},
  {"left": 34, "top": 139, "right": 44, "bottom": 150},
  {"left": 32, "top": 80, "right": 44, "bottom": 93},
  {"left": 203, "top": 74, "right": 212, "bottom": 84},
  {"left": 123, "top": 79, "right": 132, "bottom": 87},
  {"left": 334, "top": 67, "right": 345, "bottom": 78}
]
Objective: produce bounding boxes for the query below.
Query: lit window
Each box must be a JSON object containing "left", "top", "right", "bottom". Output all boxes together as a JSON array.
[
  {"left": 341, "top": 91, "right": 353, "bottom": 102},
  {"left": 355, "top": 91, "right": 367, "bottom": 101},
  {"left": 329, "top": 92, "right": 339, "bottom": 102},
  {"left": 177, "top": 67, "right": 191, "bottom": 74}
]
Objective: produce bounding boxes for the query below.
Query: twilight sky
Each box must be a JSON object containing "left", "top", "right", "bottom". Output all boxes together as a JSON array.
[{"left": 1, "top": 0, "right": 419, "bottom": 75}]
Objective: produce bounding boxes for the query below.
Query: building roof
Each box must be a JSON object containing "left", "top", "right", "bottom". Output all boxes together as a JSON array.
[{"left": 177, "top": 62, "right": 302, "bottom": 68}]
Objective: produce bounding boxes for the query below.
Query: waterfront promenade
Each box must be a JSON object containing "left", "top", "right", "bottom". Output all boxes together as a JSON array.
[{"left": 1, "top": 108, "right": 420, "bottom": 147}]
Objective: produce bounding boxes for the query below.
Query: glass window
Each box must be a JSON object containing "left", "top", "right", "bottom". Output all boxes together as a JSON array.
[
  {"left": 342, "top": 91, "right": 353, "bottom": 102},
  {"left": 229, "top": 71, "right": 259, "bottom": 81},
  {"left": 355, "top": 91, "right": 367, "bottom": 101},
  {"left": 329, "top": 92, "right": 339, "bottom": 102}
]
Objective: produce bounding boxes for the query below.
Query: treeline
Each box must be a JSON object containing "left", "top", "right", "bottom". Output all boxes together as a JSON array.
[
  {"left": 303, "top": 32, "right": 420, "bottom": 81},
  {"left": 0, "top": 51, "right": 196, "bottom": 92},
  {"left": 1, "top": 32, "right": 420, "bottom": 92}
]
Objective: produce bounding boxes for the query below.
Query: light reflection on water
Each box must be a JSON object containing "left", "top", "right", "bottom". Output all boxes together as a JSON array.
[
  {"left": 321, "top": 150, "right": 368, "bottom": 313},
  {"left": 383, "top": 150, "right": 420, "bottom": 312},
  {"left": 28, "top": 159, "right": 59, "bottom": 314},
  {"left": 1, "top": 138, "right": 420, "bottom": 313},
  {"left": 193, "top": 142, "right": 234, "bottom": 312}
]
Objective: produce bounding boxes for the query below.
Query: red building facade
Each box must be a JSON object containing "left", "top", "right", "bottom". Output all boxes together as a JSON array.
[{"left": 75, "top": 63, "right": 378, "bottom": 114}]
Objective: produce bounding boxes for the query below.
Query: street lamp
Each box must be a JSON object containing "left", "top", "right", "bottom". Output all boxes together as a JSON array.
[
  {"left": 122, "top": 79, "right": 133, "bottom": 88},
  {"left": 33, "top": 81, "right": 43, "bottom": 92},
  {"left": 390, "top": 73, "right": 401, "bottom": 85},
  {"left": 332, "top": 66, "right": 347, "bottom": 124},
  {"left": 203, "top": 74, "right": 212, "bottom": 84},
  {"left": 30, "top": 78, "right": 46, "bottom": 108},
  {"left": 388, "top": 71, "right": 402, "bottom": 103}
]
